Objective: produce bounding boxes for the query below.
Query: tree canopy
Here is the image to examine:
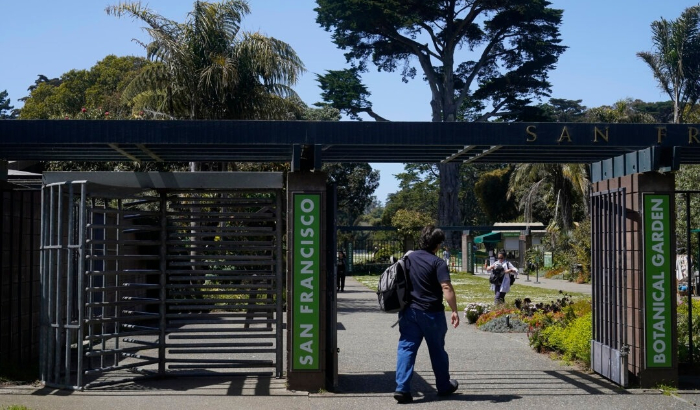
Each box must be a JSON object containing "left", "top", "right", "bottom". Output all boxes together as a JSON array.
[
  {"left": 19, "top": 55, "right": 149, "bottom": 119},
  {"left": 315, "top": 0, "right": 566, "bottom": 122},
  {"left": 0, "top": 90, "right": 16, "bottom": 119},
  {"left": 315, "top": 0, "right": 566, "bottom": 245},
  {"left": 316, "top": 68, "right": 387, "bottom": 121},
  {"left": 474, "top": 166, "right": 519, "bottom": 223},
  {"left": 325, "top": 163, "right": 380, "bottom": 227},
  {"left": 107, "top": 0, "right": 305, "bottom": 120},
  {"left": 637, "top": 5, "right": 700, "bottom": 123}
]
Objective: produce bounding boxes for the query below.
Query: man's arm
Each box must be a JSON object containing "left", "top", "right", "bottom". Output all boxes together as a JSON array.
[{"left": 441, "top": 281, "right": 460, "bottom": 328}]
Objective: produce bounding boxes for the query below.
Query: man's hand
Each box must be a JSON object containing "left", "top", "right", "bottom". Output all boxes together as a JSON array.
[
  {"left": 450, "top": 311, "right": 460, "bottom": 328},
  {"left": 442, "top": 281, "right": 459, "bottom": 328}
]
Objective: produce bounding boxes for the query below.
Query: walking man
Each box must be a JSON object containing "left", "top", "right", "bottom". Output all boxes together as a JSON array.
[{"left": 394, "top": 225, "right": 460, "bottom": 403}]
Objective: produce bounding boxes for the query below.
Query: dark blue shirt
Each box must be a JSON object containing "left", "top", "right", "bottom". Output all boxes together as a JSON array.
[{"left": 406, "top": 250, "right": 451, "bottom": 312}]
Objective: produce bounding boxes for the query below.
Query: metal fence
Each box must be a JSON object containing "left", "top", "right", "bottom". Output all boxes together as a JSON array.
[{"left": 339, "top": 237, "right": 463, "bottom": 274}]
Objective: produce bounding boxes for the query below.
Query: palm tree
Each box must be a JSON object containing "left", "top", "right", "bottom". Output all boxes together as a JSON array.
[
  {"left": 637, "top": 5, "right": 700, "bottom": 124},
  {"left": 507, "top": 163, "right": 589, "bottom": 233},
  {"left": 107, "top": 0, "right": 305, "bottom": 120}
]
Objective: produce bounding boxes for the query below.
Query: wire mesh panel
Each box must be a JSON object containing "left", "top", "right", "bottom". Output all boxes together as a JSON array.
[
  {"left": 40, "top": 178, "right": 283, "bottom": 389},
  {"left": 591, "top": 188, "right": 628, "bottom": 387}
]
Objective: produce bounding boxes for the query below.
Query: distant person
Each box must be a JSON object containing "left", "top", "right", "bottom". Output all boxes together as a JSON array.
[
  {"left": 486, "top": 251, "right": 517, "bottom": 304},
  {"left": 442, "top": 246, "right": 450, "bottom": 268},
  {"left": 394, "top": 225, "right": 459, "bottom": 403},
  {"left": 337, "top": 250, "right": 346, "bottom": 292}
]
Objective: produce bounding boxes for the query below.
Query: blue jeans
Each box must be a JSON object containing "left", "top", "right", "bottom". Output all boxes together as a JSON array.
[
  {"left": 495, "top": 290, "right": 506, "bottom": 304},
  {"left": 395, "top": 307, "right": 451, "bottom": 393}
]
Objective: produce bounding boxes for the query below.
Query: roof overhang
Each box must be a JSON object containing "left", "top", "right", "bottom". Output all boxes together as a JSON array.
[
  {"left": 1, "top": 120, "right": 699, "bottom": 172},
  {"left": 474, "top": 232, "right": 502, "bottom": 244}
]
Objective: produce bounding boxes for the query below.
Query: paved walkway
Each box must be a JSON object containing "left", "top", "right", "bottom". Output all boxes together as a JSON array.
[{"left": 1, "top": 276, "right": 698, "bottom": 409}]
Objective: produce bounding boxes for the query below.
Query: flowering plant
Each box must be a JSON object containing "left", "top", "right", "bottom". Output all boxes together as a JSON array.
[{"left": 464, "top": 302, "right": 489, "bottom": 324}]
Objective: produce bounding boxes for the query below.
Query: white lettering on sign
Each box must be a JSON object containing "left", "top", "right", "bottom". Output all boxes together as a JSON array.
[
  {"left": 298, "top": 324, "right": 314, "bottom": 365},
  {"left": 648, "top": 198, "right": 667, "bottom": 364},
  {"left": 294, "top": 196, "right": 318, "bottom": 369}
]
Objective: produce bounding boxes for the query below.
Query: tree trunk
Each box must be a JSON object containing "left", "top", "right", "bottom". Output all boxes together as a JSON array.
[
  {"left": 438, "top": 162, "right": 462, "bottom": 249},
  {"left": 554, "top": 173, "right": 573, "bottom": 232}
]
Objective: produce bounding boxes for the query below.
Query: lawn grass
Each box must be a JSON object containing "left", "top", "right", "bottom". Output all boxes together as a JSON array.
[{"left": 353, "top": 271, "right": 588, "bottom": 311}]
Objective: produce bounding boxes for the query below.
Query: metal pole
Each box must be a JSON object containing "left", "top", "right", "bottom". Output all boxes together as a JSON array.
[
  {"left": 534, "top": 249, "right": 540, "bottom": 284},
  {"left": 592, "top": 193, "right": 599, "bottom": 344},
  {"left": 76, "top": 183, "right": 87, "bottom": 388},
  {"left": 686, "top": 193, "right": 693, "bottom": 366},
  {"left": 275, "top": 191, "right": 284, "bottom": 378},
  {"left": 620, "top": 189, "right": 628, "bottom": 375},
  {"left": 54, "top": 183, "right": 64, "bottom": 385},
  {"left": 159, "top": 192, "right": 167, "bottom": 375},
  {"left": 64, "top": 183, "right": 75, "bottom": 387},
  {"left": 115, "top": 198, "right": 122, "bottom": 370},
  {"left": 39, "top": 185, "right": 48, "bottom": 384}
]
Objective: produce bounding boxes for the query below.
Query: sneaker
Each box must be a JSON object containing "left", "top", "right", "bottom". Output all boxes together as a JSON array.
[
  {"left": 393, "top": 391, "right": 413, "bottom": 404},
  {"left": 437, "top": 379, "right": 458, "bottom": 397}
]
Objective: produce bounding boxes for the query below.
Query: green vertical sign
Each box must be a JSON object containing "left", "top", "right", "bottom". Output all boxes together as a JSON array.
[
  {"left": 643, "top": 194, "right": 672, "bottom": 368},
  {"left": 292, "top": 194, "right": 320, "bottom": 370}
]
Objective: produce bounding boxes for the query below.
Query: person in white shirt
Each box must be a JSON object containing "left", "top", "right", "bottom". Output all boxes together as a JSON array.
[{"left": 486, "top": 251, "right": 517, "bottom": 304}]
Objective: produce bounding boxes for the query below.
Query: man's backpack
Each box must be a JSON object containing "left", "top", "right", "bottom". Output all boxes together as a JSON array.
[{"left": 377, "top": 253, "right": 411, "bottom": 313}]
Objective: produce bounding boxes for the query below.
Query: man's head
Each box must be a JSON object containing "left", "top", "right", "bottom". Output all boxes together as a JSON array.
[
  {"left": 497, "top": 251, "right": 506, "bottom": 260},
  {"left": 418, "top": 225, "right": 445, "bottom": 253}
]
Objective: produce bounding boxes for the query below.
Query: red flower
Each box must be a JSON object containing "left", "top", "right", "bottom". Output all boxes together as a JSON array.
[
  {"left": 105, "top": 111, "right": 109, "bottom": 116},
  {"left": 81, "top": 108, "right": 86, "bottom": 113}
]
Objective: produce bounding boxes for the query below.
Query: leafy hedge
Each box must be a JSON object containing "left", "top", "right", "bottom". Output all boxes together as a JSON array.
[
  {"left": 521, "top": 297, "right": 592, "bottom": 367},
  {"left": 534, "top": 311, "right": 591, "bottom": 365},
  {"left": 678, "top": 298, "right": 700, "bottom": 364}
]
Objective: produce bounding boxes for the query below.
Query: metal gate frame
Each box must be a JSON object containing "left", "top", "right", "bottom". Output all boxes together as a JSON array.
[
  {"left": 39, "top": 172, "right": 284, "bottom": 389},
  {"left": 591, "top": 187, "right": 629, "bottom": 387}
]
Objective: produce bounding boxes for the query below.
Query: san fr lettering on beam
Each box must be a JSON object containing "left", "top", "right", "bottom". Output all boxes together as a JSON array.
[{"left": 524, "top": 125, "right": 610, "bottom": 143}]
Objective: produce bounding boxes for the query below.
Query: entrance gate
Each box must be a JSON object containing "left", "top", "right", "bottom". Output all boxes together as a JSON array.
[
  {"left": 40, "top": 173, "right": 284, "bottom": 389},
  {"left": 590, "top": 188, "right": 629, "bottom": 387},
  {"left": 6, "top": 121, "right": 700, "bottom": 390}
]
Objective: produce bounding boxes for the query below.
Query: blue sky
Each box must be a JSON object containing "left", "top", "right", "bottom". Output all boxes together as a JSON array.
[{"left": 0, "top": 0, "right": 693, "bottom": 203}]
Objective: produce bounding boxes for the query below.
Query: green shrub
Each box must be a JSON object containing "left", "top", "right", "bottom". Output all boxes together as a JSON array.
[
  {"left": 479, "top": 315, "right": 529, "bottom": 333},
  {"left": 570, "top": 218, "right": 591, "bottom": 283},
  {"left": 561, "top": 311, "right": 592, "bottom": 365},
  {"left": 524, "top": 298, "right": 592, "bottom": 368},
  {"left": 476, "top": 306, "right": 519, "bottom": 327},
  {"left": 374, "top": 245, "right": 400, "bottom": 263},
  {"left": 677, "top": 298, "right": 700, "bottom": 364}
]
